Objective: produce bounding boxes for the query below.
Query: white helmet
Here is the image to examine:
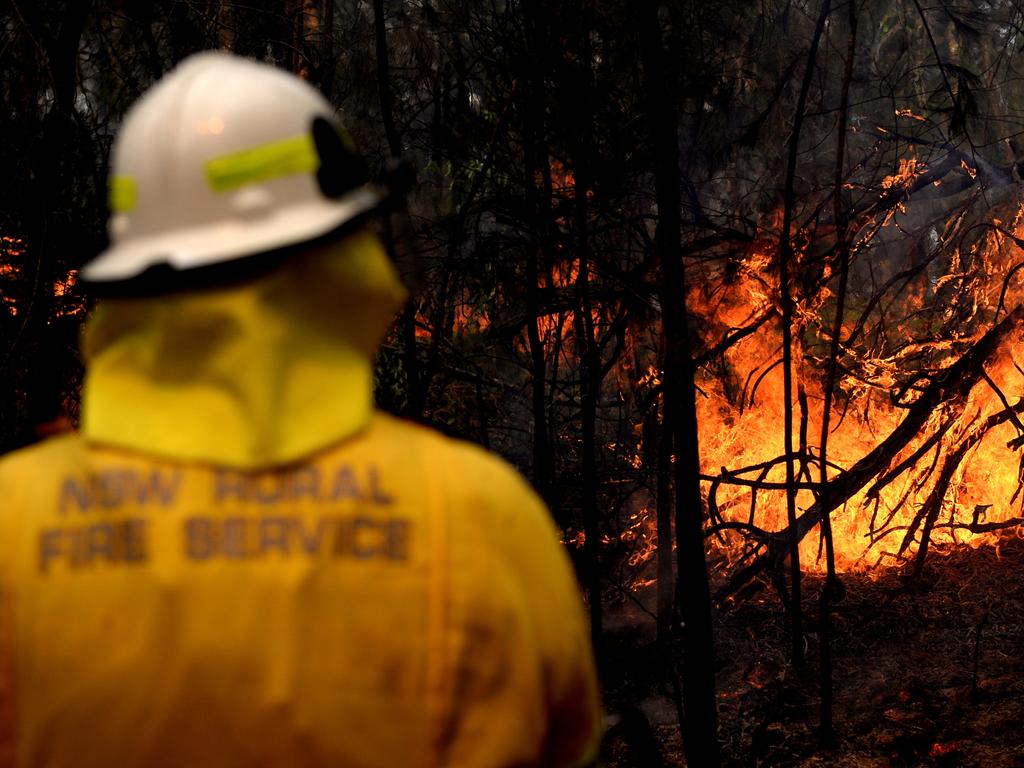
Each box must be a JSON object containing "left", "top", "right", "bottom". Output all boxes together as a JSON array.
[{"left": 82, "top": 52, "right": 393, "bottom": 290}]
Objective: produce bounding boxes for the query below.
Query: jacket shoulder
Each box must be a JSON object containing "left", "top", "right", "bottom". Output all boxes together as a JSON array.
[
  {"left": 0, "top": 434, "right": 88, "bottom": 480},
  {"left": 371, "top": 412, "right": 546, "bottom": 517}
]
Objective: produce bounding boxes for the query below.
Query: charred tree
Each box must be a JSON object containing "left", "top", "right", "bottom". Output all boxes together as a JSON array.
[
  {"left": 817, "top": 0, "right": 858, "bottom": 745},
  {"left": 656, "top": 414, "right": 674, "bottom": 643},
  {"left": 519, "top": 0, "right": 554, "bottom": 503},
  {"left": 371, "top": 0, "right": 423, "bottom": 422},
  {"left": 5, "top": 1, "right": 93, "bottom": 450},
  {"left": 372, "top": 0, "right": 402, "bottom": 158},
  {"left": 317, "top": 0, "right": 335, "bottom": 100},
  {"left": 565, "top": 4, "right": 603, "bottom": 657},
  {"left": 289, "top": 0, "right": 319, "bottom": 80},
  {"left": 639, "top": 2, "right": 720, "bottom": 764},
  {"left": 778, "top": 0, "right": 833, "bottom": 670}
]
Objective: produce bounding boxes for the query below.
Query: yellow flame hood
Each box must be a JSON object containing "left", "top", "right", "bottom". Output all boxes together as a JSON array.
[{"left": 81, "top": 230, "right": 406, "bottom": 469}]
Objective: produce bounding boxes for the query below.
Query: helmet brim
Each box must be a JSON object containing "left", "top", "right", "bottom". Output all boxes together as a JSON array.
[{"left": 82, "top": 186, "right": 383, "bottom": 292}]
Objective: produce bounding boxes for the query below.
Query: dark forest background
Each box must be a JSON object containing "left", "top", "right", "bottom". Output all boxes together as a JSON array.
[{"left": 7, "top": 1, "right": 1024, "bottom": 765}]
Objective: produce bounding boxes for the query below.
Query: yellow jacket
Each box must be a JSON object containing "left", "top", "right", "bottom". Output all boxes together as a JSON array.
[{"left": 0, "top": 232, "right": 600, "bottom": 767}]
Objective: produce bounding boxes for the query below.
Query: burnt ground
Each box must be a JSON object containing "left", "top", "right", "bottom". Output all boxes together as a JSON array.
[{"left": 599, "top": 534, "right": 1024, "bottom": 767}]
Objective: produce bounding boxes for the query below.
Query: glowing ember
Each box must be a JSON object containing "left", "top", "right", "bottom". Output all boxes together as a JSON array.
[
  {"left": 881, "top": 158, "right": 921, "bottom": 190},
  {"left": 895, "top": 108, "right": 927, "bottom": 122},
  {"left": 53, "top": 270, "right": 77, "bottom": 297},
  {"left": 621, "top": 507, "right": 657, "bottom": 567}
]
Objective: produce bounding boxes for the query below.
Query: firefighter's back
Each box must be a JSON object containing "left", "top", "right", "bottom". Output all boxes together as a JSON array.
[{"left": 0, "top": 413, "right": 599, "bottom": 767}]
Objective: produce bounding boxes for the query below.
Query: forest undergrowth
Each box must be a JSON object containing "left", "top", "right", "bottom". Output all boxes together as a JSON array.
[{"left": 601, "top": 534, "right": 1024, "bottom": 767}]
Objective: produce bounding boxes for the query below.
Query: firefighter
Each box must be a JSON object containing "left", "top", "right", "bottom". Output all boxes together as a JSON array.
[{"left": 0, "top": 52, "right": 600, "bottom": 768}]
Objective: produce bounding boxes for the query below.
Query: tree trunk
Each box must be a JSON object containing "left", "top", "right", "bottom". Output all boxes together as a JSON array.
[
  {"left": 286, "top": 0, "right": 319, "bottom": 80},
  {"left": 818, "top": 0, "right": 858, "bottom": 746},
  {"left": 15, "top": 2, "right": 92, "bottom": 444},
  {"left": 214, "top": 0, "right": 235, "bottom": 52},
  {"left": 319, "top": 0, "right": 336, "bottom": 99},
  {"left": 373, "top": 0, "right": 402, "bottom": 157},
  {"left": 520, "top": 0, "right": 553, "bottom": 502},
  {"left": 639, "top": 3, "right": 720, "bottom": 764},
  {"left": 778, "top": 0, "right": 833, "bottom": 670},
  {"left": 372, "top": 0, "right": 423, "bottom": 422},
  {"left": 656, "top": 414, "right": 674, "bottom": 642},
  {"left": 566, "top": 17, "right": 603, "bottom": 659}
]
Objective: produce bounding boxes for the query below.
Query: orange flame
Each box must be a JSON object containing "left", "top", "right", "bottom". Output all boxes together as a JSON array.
[{"left": 680, "top": 203, "right": 1024, "bottom": 573}]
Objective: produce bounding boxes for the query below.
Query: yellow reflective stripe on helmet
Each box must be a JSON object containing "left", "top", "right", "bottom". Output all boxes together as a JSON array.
[
  {"left": 204, "top": 135, "right": 319, "bottom": 193},
  {"left": 109, "top": 176, "right": 137, "bottom": 213}
]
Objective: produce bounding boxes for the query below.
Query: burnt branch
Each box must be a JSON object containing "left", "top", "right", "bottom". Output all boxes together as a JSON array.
[
  {"left": 901, "top": 417, "right": 977, "bottom": 572},
  {"left": 694, "top": 307, "right": 777, "bottom": 369},
  {"left": 865, "top": 418, "right": 949, "bottom": 500}
]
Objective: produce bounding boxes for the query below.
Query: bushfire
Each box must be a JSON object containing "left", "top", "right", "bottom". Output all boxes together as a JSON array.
[{"left": 576, "top": 164, "right": 1024, "bottom": 594}]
